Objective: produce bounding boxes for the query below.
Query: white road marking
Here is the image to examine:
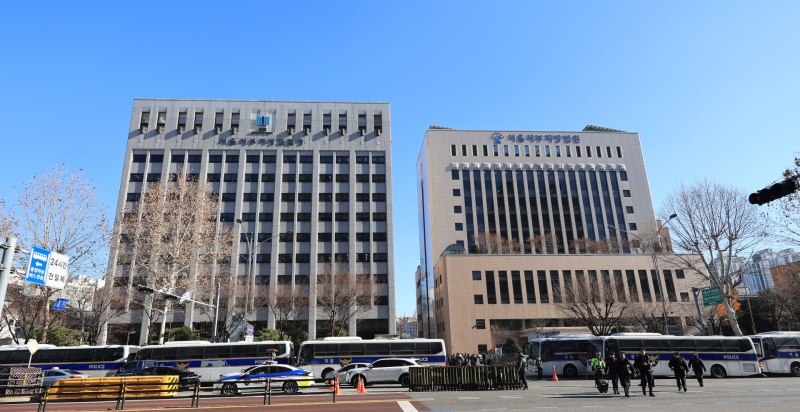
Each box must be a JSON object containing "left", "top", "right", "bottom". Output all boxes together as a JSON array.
[
  {"left": 459, "top": 396, "right": 481, "bottom": 399},
  {"left": 397, "top": 400, "right": 418, "bottom": 412},
  {"left": 499, "top": 396, "right": 523, "bottom": 398}
]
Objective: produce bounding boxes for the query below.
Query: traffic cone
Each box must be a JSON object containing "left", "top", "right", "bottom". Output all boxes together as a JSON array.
[
  {"left": 334, "top": 376, "right": 341, "bottom": 395},
  {"left": 329, "top": 377, "right": 334, "bottom": 391},
  {"left": 552, "top": 365, "right": 558, "bottom": 382},
  {"left": 357, "top": 376, "right": 366, "bottom": 393},
  {"left": 585, "top": 368, "right": 589, "bottom": 379}
]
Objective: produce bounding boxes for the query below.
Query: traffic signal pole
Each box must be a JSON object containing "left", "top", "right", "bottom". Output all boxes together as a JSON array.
[
  {"left": 0, "top": 238, "right": 17, "bottom": 319},
  {"left": 749, "top": 175, "right": 800, "bottom": 205}
]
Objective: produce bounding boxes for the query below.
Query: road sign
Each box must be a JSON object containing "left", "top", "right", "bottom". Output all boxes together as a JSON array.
[
  {"left": 702, "top": 286, "right": 723, "bottom": 306},
  {"left": 52, "top": 297, "right": 69, "bottom": 310},
  {"left": 45, "top": 251, "right": 68, "bottom": 290},
  {"left": 244, "top": 335, "right": 254, "bottom": 342},
  {"left": 246, "top": 324, "right": 254, "bottom": 336},
  {"left": 27, "top": 339, "right": 39, "bottom": 355},
  {"left": 24, "top": 246, "right": 49, "bottom": 286}
]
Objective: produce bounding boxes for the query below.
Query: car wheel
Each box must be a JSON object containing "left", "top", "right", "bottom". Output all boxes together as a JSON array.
[
  {"left": 399, "top": 374, "right": 410, "bottom": 387},
  {"left": 351, "top": 375, "right": 364, "bottom": 387},
  {"left": 220, "top": 383, "right": 238, "bottom": 397},
  {"left": 282, "top": 380, "right": 299, "bottom": 394},
  {"left": 791, "top": 362, "right": 800, "bottom": 377},
  {"left": 563, "top": 364, "right": 578, "bottom": 378},
  {"left": 710, "top": 365, "right": 727, "bottom": 378}
]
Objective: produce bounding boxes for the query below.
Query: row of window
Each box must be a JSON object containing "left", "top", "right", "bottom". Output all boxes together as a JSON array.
[
  {"left": 219, "top": 212, "right": 388, "bottom": 222},
  {"left": 451, "top": 144, "right": 624, "bottom": 159},
  {"left": 467, "top": 269, "right": 685, "bottom": 305},
  {"left": 240, "top": 253, "right": 389, "bottom": 263},
  {"left": 132, "top": 153, "right": 386, "bottom": 164},
  {"left": 240, "top": 232, "right": 388, "bottom": 242},
  {"left": 131, "top": 172, "right": 388, "bottom": 184},
  {"left": 126, "top": 192, "right": 388, "bottom": 203}
]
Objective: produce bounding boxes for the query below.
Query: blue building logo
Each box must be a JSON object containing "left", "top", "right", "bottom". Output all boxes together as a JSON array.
[{"left": 490, "top": 132, "right": 503, "bottom": 144}]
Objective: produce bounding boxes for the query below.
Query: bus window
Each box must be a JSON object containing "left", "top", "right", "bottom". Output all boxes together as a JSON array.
[
  {"left": 541, "top": 341, "right": 553, "bottom": 362},
  {"left": 178, "top": 346, "right": 205, "bottom": 360},
  {"left": 553, "top": 340, "right": 577, "bottom": 354},
  {"left": 316, "top": 344, "right": 339, "bottom": 356},
  {"left": 696, "top": 340, "right": 723, "bottom": 352},
  {"left": 763, "top": 338, "right": 777, "bottom": 358},
  {"left": 152, "top": 347, "right": 179, "bottom": 360},
  {"left": 430, "top": 342, "right": 444, "bottom": 354},
  {"left": 9, "top": 350, "right": 30, "bottom": 363},
  {"left": 415, "top": 342, "right": 431, "bottom": 354},
  {"left": 616, "top": 339, "right": 642, "bottom": 352},
  {"left": 339, "top": 343, "right": 365, "bottom": 356},
  {"left": 531, "top": 342, "right": 541, "bottom": 358},
  {"left": 391, "top": 342, "right": 415, "bottom": 355},
  {"left": 588, "top": 339, "right": 604, "bottom": 357},
  {"left": 365, "top": 343, "right": 390, "bottom": 355},
  {"left": 774, "top": 337, "right": 800, "bottom": 350},
  {"left": 203, "top": 345, "right": 231, "bottom": 359},
  {"left": 297, "top": 345, "right": 314, "bottom": 365},
  {"left": 721, "top": 340, "right": 740, "bottom": 352},
  {"left": 643, "top": 340, "right": 670, "bottom": 352},
  {"left": 670, "top": 340, "right": 697, "bottom": 353},
  {"left": 751, "top": 341, "right": 762, "bottom": 357},
  {"left": 605, "top": 339, "right": 619, "bottom": 355}
]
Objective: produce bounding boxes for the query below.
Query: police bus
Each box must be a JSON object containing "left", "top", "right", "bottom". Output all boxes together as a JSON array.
[
  {"left": 134, "top": 340, "right": 294, "bottom": 383},
  {"left": 0, "top": 344, "right": 136, "bottom": 377},
  {"left": 296, "top": 337, "right": 446, "bottom": 379},
  {"left": 524, "top": 334, "right": 594, "bottom": 378},
  {"left": 748, "top": 331, "right": 800, "bottom": 376}
]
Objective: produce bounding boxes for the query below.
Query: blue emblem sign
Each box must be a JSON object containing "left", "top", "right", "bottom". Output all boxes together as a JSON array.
[
  {"left": 52, "top": 298, "right": 69, "bottom": 311},
  {"left": 25, "top": 246, "right": 50, "bottom": 286},
  {"left": 246, "top": 324, "right": 254, "bottom": 335}
]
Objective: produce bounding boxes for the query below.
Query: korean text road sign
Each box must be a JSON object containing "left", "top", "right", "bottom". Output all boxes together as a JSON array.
[
  {"left": 24, "top": 247, "right": 49, "bottom": 286},
  {"left": 702, "top": 286, "right": 723, "bottom": 306},
  {"left": 52, "top": 298, "right": 69, "bottom": 310},
  {"left": 45, "top": 251, "right": 69, "bottom": 290}
]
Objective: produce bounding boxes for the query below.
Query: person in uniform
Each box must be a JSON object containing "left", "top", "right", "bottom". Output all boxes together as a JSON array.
[
  {"left": 633, "top": 348, "right": 655, "bottom": 396},
  {"left": 614, "top": 352, "right": 634, "bottom": 397},
  {"left": 688, "top": 353, "right": 706, "bottom": 387},
  {"left": 535, "top": 356, "right": 544, "bottom": 381},
  {"left": 668, "top": 352, "right": 689, "bottom": 392},
  {"left": 590, "top": 352, "right": 605, "bottom": 387},
  {"left": 516, "top": 353, "right": 529, "bottom": 390},
  {"left": 605, "top": 351, "right": 619, "bottom": 394}
]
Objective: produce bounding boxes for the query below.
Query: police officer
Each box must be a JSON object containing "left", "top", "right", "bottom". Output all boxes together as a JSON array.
[
  {"left": 668, "top": 352, "right": 689, "bottom": 392},
  {"left": 535, "top": 356, "right": 544, "bottom": 381},
  {"left": 614, "top": 352, "right": 634, "bottom": 398},
  {"left": 517, "top": 353, "right": 528, "bottom": 390},
  {"left": 634, "top": 348, "right": 655, "bottom": 397},
  {"left": 688, "top": 353, "right": 706, "bottom": 387},
  {"left": 605, "top": 351, "right": 619, "bottom": 394},
  {"left": 590, "top": 352, "right": 605, "bottom": 387}
]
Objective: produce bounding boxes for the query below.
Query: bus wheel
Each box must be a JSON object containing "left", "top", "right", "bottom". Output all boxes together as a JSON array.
[
  {"left": 322, "top": 368, "right": 335, "bottom": 379},
  {"left": 791, "top": 362, "right": 800, "bottom": 377},
  {"left": 220, "top": 383, "right": 238, "bottom": 396},
  {"left": 563, "top": 364, "right": 578, "bottom": 378},
  {"left": 282, "top": 381, "right": 299, "bottom": 394},
  {"left": 710, "top": 365, "right": 727, "bottom": 378}
]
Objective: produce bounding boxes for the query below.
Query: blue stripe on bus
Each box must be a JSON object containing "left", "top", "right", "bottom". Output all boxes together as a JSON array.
[
  {"left": 306, "top": 356, "right": 447, "bottom": 365},
  {"left": 545, "top": 353, "right": 758, "bottom": 363},
  {"left": 0, "top": 362, "right": 126, "bottom": 371},
  {"left": 775, "top": 351, "right": 800, "bottom": 359}
]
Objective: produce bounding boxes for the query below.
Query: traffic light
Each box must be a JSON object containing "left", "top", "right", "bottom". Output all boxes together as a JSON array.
[
  {"left": 136, "top": 284, "right": 155, "bottom": 293},
  {"left": 162, "top": 293, "right": 181, "bottom": 301},
  {"left": 749, "top": 177, "right": 799, "bottom": 205}
]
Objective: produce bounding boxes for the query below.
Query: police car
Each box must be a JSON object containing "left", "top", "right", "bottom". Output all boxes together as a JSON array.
[{"left": 213, "top": 364, "right": 315, "bottom": 395}]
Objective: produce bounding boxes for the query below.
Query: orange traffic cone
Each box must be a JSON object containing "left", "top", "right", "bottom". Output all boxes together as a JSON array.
[
  {"left": 357, "top": 376, "right": 366, "bottom": 393},
  {"left": 585, "top": 368, "right": 589, "bottom": 379},
  {"left": 334, "top": 376, "right": 341, "bottom": 395},
  {"left": 329, "top": 377, "right": 335, "bottom": 391},
  {"left": 552, "top": 365, "right": 558, "bottom": 382}
]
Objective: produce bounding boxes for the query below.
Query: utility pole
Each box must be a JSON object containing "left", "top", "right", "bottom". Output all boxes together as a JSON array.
[
  {"left": 212, "top": 282, "right": 220, "bottom": 343},
  {"left": 691, "top": 287, "right": 708, "bottom": 336},
  {"left": 0, "top": 238, "right": 18, "bottom": 318}
]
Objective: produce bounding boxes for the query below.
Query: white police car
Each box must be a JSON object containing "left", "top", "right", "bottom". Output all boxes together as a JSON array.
[{"left": 214, "top": 364, "right": 315, "bottom": 395}]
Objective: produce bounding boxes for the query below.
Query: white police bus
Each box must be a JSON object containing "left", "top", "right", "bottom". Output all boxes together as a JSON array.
[
  {"left": 590, "top": 333, "right": 761, "bottom": 378},
  {"left": 525, "top": 334, "right": 594, "bottom": 378},
  {"left": 296, "top": 337, "right": 446, "bottom": 379},
  {"left": 134, "top": 340, "right": 294, "bottom": 383},
  {"left": 748, "top": 331, "right": 800, "bottom": 376},
  {"left": 0, "top": 344, "right": 137, "bottom": 377}
]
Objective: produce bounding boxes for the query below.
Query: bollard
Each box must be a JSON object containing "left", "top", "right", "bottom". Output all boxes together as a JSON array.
[
  {"left": 191, "top": 381, "right": 200, "bottom": 408},
  {"left": 263, "top": 379, "right": 269, "bottom": 406},
  {"left": 268, "top": 378, "right": 272, "bottom": 406}
]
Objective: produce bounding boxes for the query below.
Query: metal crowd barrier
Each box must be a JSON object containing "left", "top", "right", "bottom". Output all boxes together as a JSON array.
[{"left": 409, "top": 366, "right": 523, "bottom": 392}]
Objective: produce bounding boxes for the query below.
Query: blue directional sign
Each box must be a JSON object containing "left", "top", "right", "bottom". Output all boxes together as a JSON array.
[
  {"left": 24, "top": 246, "right": 50, "bottom": 286},
  {"left": 52, "top": 298, "right": 69, "bottom": 311},
  {"left": 246, "top": 324, "right": 254, "bottom": 335}
]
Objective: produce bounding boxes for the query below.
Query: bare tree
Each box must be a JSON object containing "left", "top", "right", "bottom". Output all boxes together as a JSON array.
[
  {"left": 528, "top": 232, "right": 561, "bottom": 254},
  {"left": 69, "top": 278, "right": 125, "bottom": 345},
  {"left": 0, "top": 199, "right": 16, "bottom": 239},
  {"left": 489, "top": 322, "right": 516, "bottom": 349},
  {"left": 13, "top": 164, "right": 110, "bottom": 343},
  {"left": 267, "top": 283, "right": 308, "bottom": 340},
  {"left": 472, "top": 233, "right": 523, "bottom": 254},
  {"left": 315, "top": 259, "right": 379, "bottom": 337},
  {"left": 120, "top": 171, "right": 234, "bottom": 344},
  {"left": 660, "top": 179, "right": 768, "bottom": 336},
  {"left": 557, "top": 273, "right": 630, "bottom": 336}
]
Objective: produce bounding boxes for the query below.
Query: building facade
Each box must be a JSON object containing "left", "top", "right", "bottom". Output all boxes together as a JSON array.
[
  {"left": 416, "top": 125, "right": 704, "bottom": 349},
  {"left": 105, "top": 99, "right": 396, "bottom": 344}
]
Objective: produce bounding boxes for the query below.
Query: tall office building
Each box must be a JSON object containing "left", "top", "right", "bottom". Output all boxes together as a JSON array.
[
  {"left": 105, "top": 99, "right": 395, "bottom": 344},
  {"left": 416, "top": 125, "right": 704, "bottom": 352}
]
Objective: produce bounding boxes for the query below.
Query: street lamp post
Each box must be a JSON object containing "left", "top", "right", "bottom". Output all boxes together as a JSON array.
[
  {"left": 235, "top": 218, "right": 291, "bottom": 327},
  {"left": 609, "top": 213, "right": 677, "bottom": 335}
]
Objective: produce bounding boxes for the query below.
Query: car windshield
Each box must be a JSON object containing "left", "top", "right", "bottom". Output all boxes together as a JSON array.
[
  {"left": 121, "top": 362, "right": 138, "bottom": 370},
  {"left": 241, "top": 366, "right": 259, "bottom": 374},
  {"left": 64, "top": 370, "right": 81, "bottom": 375}
]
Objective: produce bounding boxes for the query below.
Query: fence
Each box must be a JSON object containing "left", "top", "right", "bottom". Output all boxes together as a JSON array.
[
  {"left": 0, "top": 367, "right": 42, "bottom": 397},
  {"left": 409, "top": 366, "right": 523, "bottom": 392}
]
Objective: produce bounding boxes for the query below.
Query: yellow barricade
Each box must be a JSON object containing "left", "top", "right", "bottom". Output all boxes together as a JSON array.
[{"left": 47, "top": 376, "right": 179, "bottom": 400}]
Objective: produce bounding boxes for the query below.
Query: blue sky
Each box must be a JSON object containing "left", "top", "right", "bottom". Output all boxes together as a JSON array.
[{"left": 2, "top": 1, "right": 799, "bottom": 317}]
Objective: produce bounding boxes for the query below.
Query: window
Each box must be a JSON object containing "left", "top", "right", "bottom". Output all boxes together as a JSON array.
[
  {"left": 319, "top": 193, "right": 332, "bottom": 202},
  {"left": 356, "top": 213, "right": 370, "bottom": 222},
  {"left": 356, "top": 253, "right": 370, "bottom": 262},
  {"left": 296, "top": 254, "right": 310, "bottom": 263},
  {"left": 623, "top": 190, "right": 631, "bottom": 197},
  {"left": 126, "top": 193, "right": 141, "bottom": 202},
  {"left": 356, "top": 156, "right": 369, "bottom": 164},
  {"left": 335, "top": 213, "right": 349, "bottom": 221},
  {"left": 483, "top": 145, "right": 488, "bottom": 156},
  {"left": 576, "top": 146, "right": 582, "bottom": 157},
  {"left": 171, "top": 154, "right": 185, "bottom": 163},
  {"left": 226, "top": 154, "right": 239, "bottom": 163},
  {"left": 514, "top": 145, "right": 520, "bottom": 156},
  {"left": 318, "top": 213, "right": 332, "bottom": 221},
  {"left": 209, "top": 154, "right": 222, "bottom": 163},
  {"left": 373, "top": 232, "right": 387, "bottom": 241},
  {"left": 257, "top": 233, "right": 272, "bottom": 242},
  {"left": 524, "top": 146, "right": 530, "bottom": 157},
  {"left": 262, "top": 173, "right": 275, "bottom": 182},
  {"left": 297, "top": 213, "right": 311, "bottom": 221},
  {"left": 617, "top": 147, "right": 623, "bottom": 158},
  {"left": 373, "top": 253, "right": 388, "bottom": 262},
  {"left": 374, "top": 114, "right": 382, "bottom": 134},
  {"left": 317, "top": 233, "right": 333, "bottom": 242},
  {"left": 129, "top": 173, "right": 143, "bottom": 182},
  {"left": 221, "top": 193, "right": 236, "bottom": 201},
  {"left": 676, "top": 270, "right": 685, "bottom": 279},
  {"left": 453, "top": 189, "right": 460, "bottom": 196},
  {"left": 336, "top": 155, "right": 349, "bottom": 164},
  {"left": 606, "top": 146, "right": 613, "bottom": 158},
  {"left": 280, "top": 213, "right": 294, "bottom": 222},
  {"left": 278, "top": 254, "right": 292, "bottom": 263},
  {"left": 335, "top": 253, "right": 349, "bottom": 262},
  {"left": 298, "top": 193, "right": 311, "bottom": 202},
  {"left": 461, "top": 145, "right": 468, "bottom": 156},
  {"left": 586, "top": 146, "right": 592, "bottom": 157},
  {"left": 472, "top": 145, "right": 478, "bottom": 156},
  {"left": 261, "top": 193, "right": 274, "bottom": 201},
  {"left": 241, "top": 213, "right": 256, "bottom": 221},
  {"left": 451, "top": 145, "right": 457, "bottom": 156},
  {"left": 545, "top": 146, "right": 551, "bottom": 157},
  {"left": 493, "top": 145, "right": 499, "bottom": 156},
  {"left": 188, "top": 154, "right": 201, "bottom": 163},
  {"left": 319, "top": 174, "right": 332, "bottom": 182},
  {"left": 596, "top": 146, "right": 602, "bottom": 157},
  {"left": 219, "top": 213, "right": 234, "bottom": 222},
  {"left": 626, "top": 206, "right": 634, "bottom": 213},
  {"left": 474, "top": 295, "right": 484, "bottom": 304},
  {"left": 299, "top": 155, "right": 313, "bottom": 164},
  {"left": 680, "top": 292, "right": 690, "bottom": 302},
  {"left": 452, "top": 170, "right": 459, "bottom": 180},
  {"left": 455, "top": 223, "right": 463, "bottom": 231},
  {"left": 372, "top": 155, "right": 385, "bottom": 164},
  {"left": 317, "top": 254, "right": 332, "bottom": 263},
  {"left": 231, "top": 113, "right": 240, "bottom": 131},
  {"left": 619, "top": 171, "right": 628, "bottom": 181},
  {"left": 335, "top": 174, "right": 349, "bottom": 182},
  {"left": 535, "top": 146, "right": 541, "bottom": 157},
  {"left": 244, "top": 174, "right": 258, "bottom": 182},
  {"left": 258, "top": 213, "right": 273, "bottom": 222},
  {"left": 372, "top": 174, "right": 386, "bottom": 183},
  {"left": 319, "top": 155, "right": 333, "bottom": 164},
  {"left": 503, "top": 145, "right": 509, "bottom": 156},
  {"left": 556, "top": 146, "right": 561, "bottom": 157},
  {"left": 146, "top": 173, "right": 160, "bottom": 182},
  {"left": 282, "top": 174, "right": 296, "bottom": 182},
  {"left": 243, "top": 193, "right": 257, "bottom": 201},
  {"left": 357, "top": 114, "right": 367, "bottom": 134},
  {"left": 263, "top": 155, "right": 276, "bottom": 163},
  {"left": 281, "top": 193, "right": 295, "bottom": 202},
  {"left": 454, "top": 206, "right": 462, "bottom": 213},
  {"left": 223, "top": 174, "right": 237, "bottom": 182},
  {"left": 298, "top": 174, "right": 313, "bottom": 182},
  {"left": 373, "top": 213, "right": 387, "bottom": 221},
  {"left": 472, "top": 271, "right": 481, "bottom": 280},
  {"left": 283, "top": 155, "right": 296, "bottom": 163},
  {"left": 355, "top": 232, "right": 370, "bottom": 241},
  {"left": 372, "top": 193, "right": 386, "bottom": 202},
  {"left": 356, "top": 174, "right": 369, "bottom": 183}
]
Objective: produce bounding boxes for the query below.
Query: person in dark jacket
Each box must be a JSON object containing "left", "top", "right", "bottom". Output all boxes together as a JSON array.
[
  {"left": 688, "top": 353, "right": 706, "bottom": 387},
  {"left": 535, "top": 357, "right": 544, "bottom": 381},
  {"left": 633, "top": 348, "right": 655, "bottom": 396},
  {"left": 613, "top": 352, "right": 634, "bottom": 397},
  {"left": 516, "top": 353, "right": 528, "bottom": 389},
  {"left": 668, "top": 352, "right": 689, "bottom": 392},
  {"left": 605, "top": 351, "right": 619, "bottom": 394}
]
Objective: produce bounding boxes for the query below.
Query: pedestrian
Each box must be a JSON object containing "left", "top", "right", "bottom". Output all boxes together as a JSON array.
[
  {"left": 590, "top": 352, "right": 605, "bottom": 387},
  {"left": 613, "top": 352, "right": 634, "bottom": 398},
  {"left": 688, "top": 353, "right": 706, "bottom": 387},
  {"left": 605, "top": 351, "right": 619, "bottom": 394},
  {"left": 486, "top": 355, "right": 495, "bottom": 390},
  {"left": 535, "top": 356, "right": 544, "bottom": 381},
  {"left": 517, "top": 353, "right": 528, "bottom": 390},
  {"left": 634, "top": 348, "right": 655, "bottom": 397},
  {"left": 668, "top": 352, "right": 689, "bottom": 392},
  {"left": 470, "top": 354, "right": 478, "bottom": 366}
]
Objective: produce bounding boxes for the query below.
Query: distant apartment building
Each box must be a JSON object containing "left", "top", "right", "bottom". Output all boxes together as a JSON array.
[
  {"left": 728, "top": 248, "right": 800, "bottom": 293},
  {"left": 416, "top": 125, "right": 705, "bottom": 353},
  {"left": 396, "top": 315, "right": 417, "bottom": 338},
  {"left": 104, "top": 99, "right": 396, "bottom": 344}
]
